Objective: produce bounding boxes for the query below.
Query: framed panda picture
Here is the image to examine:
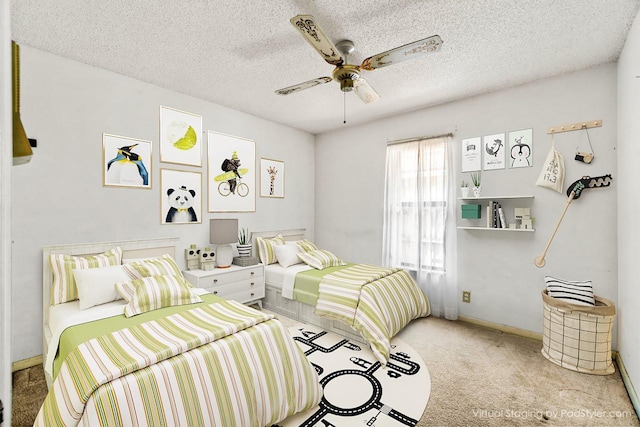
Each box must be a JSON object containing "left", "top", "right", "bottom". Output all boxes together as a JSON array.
[{"left": 160, "top": 169, "right": 202, "bottom": 224}]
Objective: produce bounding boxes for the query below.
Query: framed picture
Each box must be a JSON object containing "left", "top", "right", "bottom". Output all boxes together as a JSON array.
[
  {"left": 102, "top": 133, "right": 152, "bottom": 189},
  {"left": 260, "top": 158, "right": 285, "bottom": 198},
  {"left": 508, "top": 128, "right": 533, "bottom": 168},
  {"left": 160, "top": 169, "right": 202, "bottom": 224},
  {"left": 461, "top": 137, "right": 481, "bottom": 172},
  {"left": 159, "top": 105, "right": 202, "bottom": 167},
  {"left": 483, "top": 133, "right": 506, "bottom": 170},
  {"left": 207, "top": 131, "right": 256, "bottom": 212}
]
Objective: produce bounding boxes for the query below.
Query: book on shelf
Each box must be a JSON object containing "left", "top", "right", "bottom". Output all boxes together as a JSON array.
[
  {"left": 486, "top": 204, "right": 492, "bottom": 228},
  {"left": 498, "top": 206, "right": 506, "bottom": 229}
]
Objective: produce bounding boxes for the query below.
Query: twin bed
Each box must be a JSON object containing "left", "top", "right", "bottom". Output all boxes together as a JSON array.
[{"left": 39, "top": 233, "right": 429, "bottom": 426}]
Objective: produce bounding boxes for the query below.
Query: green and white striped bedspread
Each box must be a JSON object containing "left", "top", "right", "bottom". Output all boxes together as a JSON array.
[
  {"left": 35, "top": 300, "right": 322, "bottom": 427},
  {"left": 315, "top": 264, "right": 430, "bottom": 365}
]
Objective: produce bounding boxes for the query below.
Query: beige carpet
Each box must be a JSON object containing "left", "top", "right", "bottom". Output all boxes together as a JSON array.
[{"left": 12, "top": 312, "right": 639, "bottom": 426}]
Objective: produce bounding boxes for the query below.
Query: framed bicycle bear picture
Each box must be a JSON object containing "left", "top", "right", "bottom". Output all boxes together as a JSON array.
[{"left": 207, "top": 131, "right": 256, "bottom": 212}]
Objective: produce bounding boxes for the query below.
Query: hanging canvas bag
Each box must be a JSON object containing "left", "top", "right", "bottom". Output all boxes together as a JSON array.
[{"left": 536, "top": 136, "right": 564, "bottom": 193}]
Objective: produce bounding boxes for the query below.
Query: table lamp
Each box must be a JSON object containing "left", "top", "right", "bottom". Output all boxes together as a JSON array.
[{"left": 210, "top": 218, "right": 238, "bottom": 268}]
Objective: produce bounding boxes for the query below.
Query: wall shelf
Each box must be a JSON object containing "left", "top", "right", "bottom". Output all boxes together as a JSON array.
[
  {"left": 457, "top": 226, "right": 535, "bottom": 232},
  {"left": 459, "top": 195, "right": 534, "bottom": 201},
  {"left": 458, "top": 195, "right": 535, "bottom": 232}
]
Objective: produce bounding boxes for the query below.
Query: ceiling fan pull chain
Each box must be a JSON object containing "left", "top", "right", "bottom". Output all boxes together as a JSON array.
[{"left": 343, "top": 90, "right": 347, "bottom": 124}]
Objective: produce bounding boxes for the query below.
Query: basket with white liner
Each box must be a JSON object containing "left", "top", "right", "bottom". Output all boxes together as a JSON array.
[{"left": 541, "top": 289, "right": 615, "bottom": 375}]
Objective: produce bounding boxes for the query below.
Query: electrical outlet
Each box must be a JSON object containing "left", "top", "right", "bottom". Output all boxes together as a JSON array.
[{"left": 462, "top": 291, "right": 471, "bottom": 303}]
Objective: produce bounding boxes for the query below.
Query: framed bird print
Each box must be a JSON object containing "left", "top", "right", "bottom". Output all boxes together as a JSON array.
[
  {"left": 482, "top": 133, "right": 506, "bottom": 170},
  {"left": 159, "top": 105, "right": 203, "bottom": 167},
  {"left": 160, "top": 169, "right": 202, "bottom": 224},
  {"left": 103, "top": 133, "right": 152, "bottom": 189}
]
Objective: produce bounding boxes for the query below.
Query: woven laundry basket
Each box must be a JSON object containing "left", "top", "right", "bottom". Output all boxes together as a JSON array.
[{"left": 541, "top": 289, "right": 616, "bottom": 375}]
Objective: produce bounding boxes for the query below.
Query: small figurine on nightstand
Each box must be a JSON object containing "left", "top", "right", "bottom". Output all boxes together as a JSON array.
[
  {"left": 185, "top": 244, "right": 201, "bottom": 271},
  {"left": 200, "top": 247, "right": 216, "bottom": 271}
]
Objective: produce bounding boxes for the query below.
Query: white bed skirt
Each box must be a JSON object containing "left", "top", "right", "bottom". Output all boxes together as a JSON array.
[{"left": 263, "top": 282, "right": 365, "bottom": 345}]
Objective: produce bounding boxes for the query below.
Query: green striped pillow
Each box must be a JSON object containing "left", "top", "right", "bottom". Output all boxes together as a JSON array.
[
  {"left": 122, "top": 254, "right": 184, "bottom": 280},
  {"left": 49, "top": 247, "right": 122, "bottom": 305},
  {"left": 296, "top": 239, "right": 318, "bottom": 252},
  {"left": 255, "top": 234, "right": 285, "bottom": 265},
  {"left": 297, "top": 249, "right": 347, "bottom": 270},
  {"left": 117, "top": 275, "right": 202, "bottom": 317}
]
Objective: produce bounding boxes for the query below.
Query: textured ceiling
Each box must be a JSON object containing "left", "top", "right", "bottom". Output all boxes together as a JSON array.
[{"left": 11, "top": 0, "right": 640, "bottom": 135}]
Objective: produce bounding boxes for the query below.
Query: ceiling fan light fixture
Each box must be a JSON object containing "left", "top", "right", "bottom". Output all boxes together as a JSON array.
[
  {"left": 339, "top": 79, "right": 354, "bottom": 92},
  {"left": 332, "top": 64, "right": 360, "bottom": 92}
]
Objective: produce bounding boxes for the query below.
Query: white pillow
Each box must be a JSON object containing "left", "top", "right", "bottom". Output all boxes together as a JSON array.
[
  {"left": 274, "top": 244, "right": 303, "bottom": 268},
  {"left": 73, "top": 265, "right": 130, "bottom": 310},
  {"left": 545, "top": 276, "right": 595, "bottom": 306}
]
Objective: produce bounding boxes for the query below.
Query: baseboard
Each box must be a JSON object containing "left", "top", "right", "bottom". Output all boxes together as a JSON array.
[
  {"left": 614, "top": 352, "right": 640, "bottom": 417},
  {"left": 12, "top": 354, "right": 42, "bottom": 372},
  {"left": 457, "top": 315, "right": 543, "bottom": 342}
]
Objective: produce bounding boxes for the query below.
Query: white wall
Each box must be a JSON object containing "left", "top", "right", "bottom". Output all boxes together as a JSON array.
[
  {"left": 11, "top": 47, "right": 316, "bottom": 362},
  {"left": 617, "top": 10, "right": 640, "bottom": 404},
  {"left": 316, "top": 64, "right": 618, "bottom": 339}
]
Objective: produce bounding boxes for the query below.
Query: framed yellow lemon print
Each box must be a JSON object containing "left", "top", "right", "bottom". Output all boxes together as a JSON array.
[{"left": 159, "top": 105, "right": 202, "bottom": 167}]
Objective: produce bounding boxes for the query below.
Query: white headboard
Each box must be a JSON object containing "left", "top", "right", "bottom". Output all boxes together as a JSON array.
[{"left": 42, "top": 237, "right": 179, "bottom": 330}]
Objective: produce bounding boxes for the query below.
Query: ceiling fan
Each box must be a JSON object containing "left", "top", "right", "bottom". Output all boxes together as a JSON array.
[{"left": 275, "top": 14, "right": 443, "bottom": 103}]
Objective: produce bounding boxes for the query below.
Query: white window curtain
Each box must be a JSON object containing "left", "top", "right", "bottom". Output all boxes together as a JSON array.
[{"left": 382, "top": 135, "right": 457, "bottom": 320}]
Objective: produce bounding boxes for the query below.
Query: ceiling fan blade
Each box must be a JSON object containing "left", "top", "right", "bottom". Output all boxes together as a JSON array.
[
  {"left": 353, "top": 78, "right": 380, "bottom": 104},
  {"left": 360, "top": 35, "right": 443, "bottom": 71},
  {"left": 290, "top": 15, "right": 343, "bottom": 66},
  {"left": 275, "top": 77, "right": 333, "bottom": 96}
]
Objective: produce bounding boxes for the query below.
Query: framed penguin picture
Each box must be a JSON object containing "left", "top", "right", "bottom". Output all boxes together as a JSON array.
[
  {"left": 102, "top": 134, "right": 152, "bottom": 189},
  {"left": 508, "top": 128, "right": 533, "bottom": 168},
  {"left": 160, "top": 169, "right": 202, "bottom": 224}
]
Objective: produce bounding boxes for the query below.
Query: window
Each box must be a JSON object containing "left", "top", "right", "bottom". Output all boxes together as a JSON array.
[{"left": 382, "top": 135, "right": 450, "bottom": 275}]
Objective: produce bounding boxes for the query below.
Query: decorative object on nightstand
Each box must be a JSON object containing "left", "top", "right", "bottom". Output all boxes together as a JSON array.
[
  {"left": 470, "top": 171, "right": 481, "bottom": 197},
  {"left": 233, "top": 256, "right": 259, "bottom": 267},
  {"left": 237, "top": 227, "right": 252, "bottom": 257},
  {"left": 185, "top": 244, "right": 201, "bottom": 270},
  {"left": 210, "top": 218, "right": 238, "bottom": 268},
  {"left": 200, "top": 247, "right": 216, "bottom": 271},
  {"left": 183, "top": 263, "right": 265, "bottom": 308}
]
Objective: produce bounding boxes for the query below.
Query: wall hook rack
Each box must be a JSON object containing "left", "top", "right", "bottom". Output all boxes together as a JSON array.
[{"left": 546, "top": 119, "right": 602, "bottom": 135}]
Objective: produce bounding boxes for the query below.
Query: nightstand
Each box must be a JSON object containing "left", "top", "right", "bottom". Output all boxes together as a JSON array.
[{"left": 183, "top": 264, "right": 265, "bottom": 308}]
